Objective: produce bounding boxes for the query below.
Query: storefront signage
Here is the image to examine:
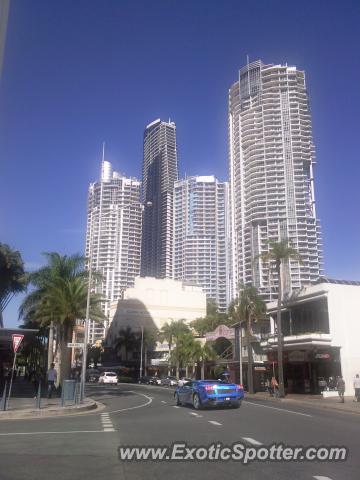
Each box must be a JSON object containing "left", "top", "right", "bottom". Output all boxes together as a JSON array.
[{"left": 315, "top": 353, "right": 331, "bottom": 360}]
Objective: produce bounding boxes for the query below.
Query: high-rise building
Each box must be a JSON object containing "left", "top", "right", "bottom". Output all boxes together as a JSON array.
[
  {"left": 85, "top": 160, "right": 142, "bottom": 342},
  {"left": 229, "top": 60, "right": 323, "bottom": 301},
  {"left": 173, "top": 176, "right": 230, "bottom": 312},
  {"left": 141, "top": 118, "right": 178, "bottom": 278}
]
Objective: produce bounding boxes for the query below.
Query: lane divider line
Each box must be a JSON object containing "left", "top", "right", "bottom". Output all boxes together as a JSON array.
[
  {"left": 245, "top": 401, "right": 312, "bottom": 417},
  {"left": 313, "top": 477, "right": 333, "bottom": 480},
  {"left": 242, "top": 437, "right": 263, "bottom": 446},
  {"left": 208, "top": 421, "right": 222, "bottom": 426}
]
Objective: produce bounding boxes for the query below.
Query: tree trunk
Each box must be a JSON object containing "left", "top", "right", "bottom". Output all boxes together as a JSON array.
[
  {"left": 47, "top": 321, "right": 54, "bottom": 369},
  {"left": 59, "top": 323, "right": 72, "bottom": 386},
  {"left": 185, "top": 364, "right": 189, "bottom": 378},
  {"left": 247, "top": 316, "right": 254, "bottom": 394},
  {"left": 201, "top": 361, "right": 205, "bottom": 380},
  {"left": 144, "top": 347, "right": 147, "bottom": 376},
  {"left": 277, "top": 261, "right": 285, "bottom": 398},
  {"left": 168, "top": 341, "right": 172, "bottom": 376},
  {"left": 176, "top": 362, "right": 179, "bottom": 380}
]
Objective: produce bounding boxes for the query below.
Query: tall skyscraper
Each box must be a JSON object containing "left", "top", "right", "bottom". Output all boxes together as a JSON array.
[
  {"left": 174, "top": 176, "right": 230, "bottom": 312},
  {"left": 229, "top": 60, "right": 323, "bottom": 301},
  {"left": 86, "top": 159, "right": 142, "bottom": 342},
  {"left": 141, "top": 118, "right": 178, "bottom": 278}
]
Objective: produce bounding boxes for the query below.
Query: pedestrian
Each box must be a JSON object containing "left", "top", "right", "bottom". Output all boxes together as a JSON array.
[
  {"left": 336, "top": 376, "right": 345, "bottom": 403},
  {"left": 353, "top": 374, "right": 360, "bottom": 403},
  {"left": 47, "top": 363, "right": 57, "bottom": 399},
  {"left": 271, "top": 376, "right": 279, "bottom": 398}
]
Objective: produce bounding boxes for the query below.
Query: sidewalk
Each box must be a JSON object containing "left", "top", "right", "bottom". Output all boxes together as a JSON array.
[
  {"left": 0, "top": 395, "right": 98, "bottom": 419},
  {"left": 245, "top": 391, "right": 360, "bottom": 415}
]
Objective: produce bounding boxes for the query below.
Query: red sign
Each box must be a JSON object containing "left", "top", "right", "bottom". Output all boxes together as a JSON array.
[{"left": 12, "top": 334, "right": 24, "bottom": 353}]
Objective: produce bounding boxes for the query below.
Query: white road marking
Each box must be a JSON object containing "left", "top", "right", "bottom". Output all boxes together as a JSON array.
[
  {"left": 103, "top": 428, "right": 115, "bottom": 432},
  {"left": 242, "top": 437, "right": 263, "bottom": 446},
  {"left": 313, "top": 477, "right": 334, "bottom": 480},
  {"left": 105, "top": 392, "right": 153, "bottom": 414},
  {"left": 173, "top": 406, "right": 180, "bottom": 409},
  {"left": 246, "top": 401, "right": 312, "bottom": 417},
  {"left": 161, "top": 401, "right": 167, "bottom": 404},
  {"left": 0, "top": 430, "right": 115, "bottom": 436},
  {"left": 208, "top": 421, "right": 222, "bottom": 426},
  {"left": 189, "top": 412, "right": 199, "bottom": 416}
]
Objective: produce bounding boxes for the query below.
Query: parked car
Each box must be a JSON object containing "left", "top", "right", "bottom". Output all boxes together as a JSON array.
[
  {"left": 138, "top": 376, "right": 152, "bottom": 384},
  {"left": 86, "top": 369, "right": 101, "bottom": 383},
  {"left": 178, "top": 377, "right": 192, "bottom": 387},
  {"left": 161, "top": 376, "right": 178, "bottom": 387},
  {"left": 98, "top": 371, "right": 118, "bottom": 385},
  {"left": 148, "top": 376, "right": 160, "bottom": 385},
  {"left": 174, "top": 380, "right": 244, "bottom": 409}
]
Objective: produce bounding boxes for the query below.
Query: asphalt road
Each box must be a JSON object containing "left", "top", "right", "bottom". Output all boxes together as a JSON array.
[{"left": 0, "top": 383, "right": 359, "bottom": 480}]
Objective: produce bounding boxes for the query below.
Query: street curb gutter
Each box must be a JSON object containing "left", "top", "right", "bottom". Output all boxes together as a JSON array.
[
  {"left": 245, "top": 395, "right": 360, "bottom": 416},
  {"left": 0, "top": 398, "right": 98, "bottom": 420}
]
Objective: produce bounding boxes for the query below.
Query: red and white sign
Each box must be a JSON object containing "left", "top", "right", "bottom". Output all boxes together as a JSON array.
[{"left": 12, "top": 334, "right": 24, "bottom": 353}]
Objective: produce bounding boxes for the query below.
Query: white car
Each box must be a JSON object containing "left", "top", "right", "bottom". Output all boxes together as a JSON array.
[{"left": 98, "top": 372, "right": 118, "bottom": 385}]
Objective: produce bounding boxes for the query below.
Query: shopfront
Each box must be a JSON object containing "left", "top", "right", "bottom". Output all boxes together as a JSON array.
[{"left": 267, "top": 347, "right": 341, "bottom": 394}]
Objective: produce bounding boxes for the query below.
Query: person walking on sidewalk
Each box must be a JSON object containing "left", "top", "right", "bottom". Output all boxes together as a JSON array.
[
  {"left": 353, "top": 374, "right": 360, "bottom": 402},
  {"left": 271, "top": 376, "right": 279, "bottom": 398},
  {"left": 336, "top": 376, "right": 345, "bottom": 403},
  {"left": 47, "top": 363, "right": 57, "bottom": 399}
]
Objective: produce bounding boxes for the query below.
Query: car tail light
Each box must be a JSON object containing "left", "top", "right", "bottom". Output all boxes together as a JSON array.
[
  {"left": 204, "top": 385, "right": 215, "bottom": 392},
  {"left": 236, "top": 384, "right": 244, "bottom": 390}
]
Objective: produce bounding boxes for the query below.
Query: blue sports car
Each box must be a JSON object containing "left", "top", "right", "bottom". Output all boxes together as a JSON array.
[{"left": 174, "top": 380, "right": 244, "bottom": 409}]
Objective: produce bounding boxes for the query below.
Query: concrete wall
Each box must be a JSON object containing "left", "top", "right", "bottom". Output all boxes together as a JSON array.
[{"left": 326, "top": 284, "right": 360, "bottom": 395}]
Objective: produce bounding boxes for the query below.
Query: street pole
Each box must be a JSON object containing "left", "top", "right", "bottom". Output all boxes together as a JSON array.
[
  {"left": 6, "top": 351, "right": 17, "bottom": 410},
  {"left": 239, "top": 323, "right": 243, "bottom": 385},
  {"left": 139, "top": 326, "right": 144, "bottom": 379}
]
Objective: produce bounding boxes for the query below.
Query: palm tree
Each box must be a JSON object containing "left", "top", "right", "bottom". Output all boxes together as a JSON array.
[
  {"left": 196, "top": 343, "right": 218, "bottom": 380},
  {"left": 115, "top": 327, "right": 138, "bottom": 361},
  {"left": 259, "top": 239, "right": 302, "bottom": 397},
  {"left": 0, "top": 243, "right": 27, "bottom": 328},
  {"left": 159, "top": 320, "right": 190, "bottom": 375},
  {"left": 143, "top": 329, "right": 157, "bottom": 376},
  {"left": 170, "top": 332, "right": 193, "bottom": 379},
  {"left": 228, "top": 284, "right": 265, "bottom": 393},
  {"left": 19, "top": 253, "right": 104, "bottom": 384}
]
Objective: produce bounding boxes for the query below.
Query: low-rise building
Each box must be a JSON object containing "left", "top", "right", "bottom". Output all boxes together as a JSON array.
[
  {"left": 261, "top": 278, "right": 360, "bottom": 395},
  {"left": 106, "top": 277, "right": 207, "bottom": 367}
]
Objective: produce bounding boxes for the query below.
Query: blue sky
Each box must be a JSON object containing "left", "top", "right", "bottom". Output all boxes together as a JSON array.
[{"left": 1, "top": 0, "right": 359, "bottom": 327}]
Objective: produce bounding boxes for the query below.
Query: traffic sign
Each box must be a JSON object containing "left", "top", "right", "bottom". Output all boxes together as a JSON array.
[
  {"left": 67, "top": 342, "right": 84, "bottom": 348},
  {"left": 12, "top": 334, "right": 24, "bottom": 353}
]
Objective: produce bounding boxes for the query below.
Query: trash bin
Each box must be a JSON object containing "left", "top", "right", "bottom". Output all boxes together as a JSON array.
[{"left": 61, "top": 380, "right": 76, "bottom": 406}]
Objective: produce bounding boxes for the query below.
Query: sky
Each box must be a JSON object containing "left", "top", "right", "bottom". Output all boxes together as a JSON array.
[{"left": 1, "top": 0, "right": 360, "bottom": 327}]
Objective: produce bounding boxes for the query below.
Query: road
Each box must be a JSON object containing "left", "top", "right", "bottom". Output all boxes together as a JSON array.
[{"left": 0, "top": 383, "right": 359, "bottom": 480}]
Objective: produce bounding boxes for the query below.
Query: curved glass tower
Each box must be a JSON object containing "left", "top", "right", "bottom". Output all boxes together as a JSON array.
[{"left": 229, "top": 60, "right": 323, "bottom": 301}]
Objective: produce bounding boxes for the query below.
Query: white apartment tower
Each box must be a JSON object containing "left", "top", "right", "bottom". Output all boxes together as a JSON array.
[
  {"left": 229, "top": 60, "right": 323, "bottom": 301},
  {"left": 174, "top": 176, "right": 230, "bottom": 312},
  {"left": 85, "top": 160, "right": 142, "bottom": 342}
]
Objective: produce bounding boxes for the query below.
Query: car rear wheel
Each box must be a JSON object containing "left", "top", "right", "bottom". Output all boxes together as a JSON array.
[
  {"left": 231, "top": 401, "right": 241, "bottom": 408},
  {"left": 193, "top": 393, "right": 202, "bottom": 410}
]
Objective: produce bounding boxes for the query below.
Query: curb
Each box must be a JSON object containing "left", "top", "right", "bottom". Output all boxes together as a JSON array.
[
  {"left": 0, "top": 398, "right": 98, "bottom": 420},
  {"left": 245, "top": 395, "right": 360, "bottom": 416}
]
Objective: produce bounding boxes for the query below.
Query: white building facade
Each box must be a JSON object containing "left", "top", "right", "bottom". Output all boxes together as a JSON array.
[
  {"left": 85, "top": 160, "right": 142, "bottom": 342},
  {"left": 173, "top": 175, "right": 230, "bottom": 312},
  {"left": 261, "top": 279, "right": 360, "bottom": 395},
  {"left": 229, "top": 60, "right": 323, "bottom": 301}
]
